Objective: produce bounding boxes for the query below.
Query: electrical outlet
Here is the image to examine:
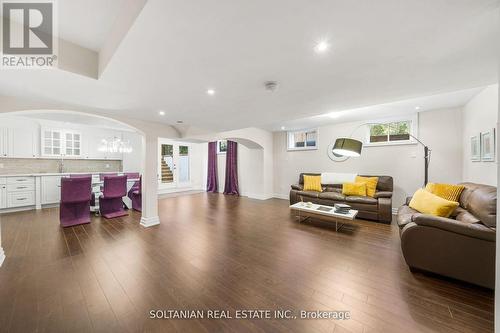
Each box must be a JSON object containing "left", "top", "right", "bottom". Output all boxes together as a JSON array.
[
  {"left": 0, "top": 163, "right": 4, "bottom": 168},
  {"left": 105, "top": 164, "right": 110, "bottom": 168}
]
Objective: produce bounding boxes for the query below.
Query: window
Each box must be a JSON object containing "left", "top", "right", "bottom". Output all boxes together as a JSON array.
[
  {"left": 42, "top": 128, "right": 82, "bottom": 157},
  {"left": 287, "top": 129, "right": 318, "bottom": 151},
  {"left": 217, "top": 140, "right": 227, "bottom": 154},
  {"left": 366, "top": 118, "right": 416, "bottom": 146}
]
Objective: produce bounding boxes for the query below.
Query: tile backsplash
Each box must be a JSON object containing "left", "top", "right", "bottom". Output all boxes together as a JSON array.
[{"left": 0, "top": 158, "right": 122, "bottom": 175}]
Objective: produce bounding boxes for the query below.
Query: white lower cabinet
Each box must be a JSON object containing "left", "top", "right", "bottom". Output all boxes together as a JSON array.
[
  {"left": 4, "top": 176, "right": 36, "bottom": 208},
  {"left": 0, "top": 178, "right": 6, "bottom": 209},
  {"left": 7, "top": 191, "right": 35, "bottom": 208},
  {"left": 41, "top": 176, "right": 63, "bottom": 205}
]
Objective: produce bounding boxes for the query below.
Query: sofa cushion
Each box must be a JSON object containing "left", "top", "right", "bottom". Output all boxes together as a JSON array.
[
  {"left": 296, "top": 190, "right": 320, "bottom": 199},
  {"left": 355, "top": 176, "right": 378, "bottom": 197},
  {"left": 303, "top": 175, "right": 323, "bottom": 192},
  {"left": 342, "top": 182, "right": 367, "bottom": 196},
  {"left": 459, "top": 182, "right": 497, "bottom": 227},
  {"left": 409, "top": 189, "right": 459, "bottom": 218},
  {"left": 455, "top": 209, "right": 481, "bottom": 224},
  {"left": 426, "top": 183, "right": 465, "bottom": 202},
  {"left": 397, "top": 205, "right": 418, "bottom": 228},
  {"left": 318, "top": 191, "right": 346, "bottom": 201},
  {"left": 345, "top": 195, "right": 377, "bottom": 205}
]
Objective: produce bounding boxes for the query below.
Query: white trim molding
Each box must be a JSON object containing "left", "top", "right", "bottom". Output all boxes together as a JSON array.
[
  {"left": 0, "top": 246, "right": 5, "bottom": 267},
  {"left": 140, "top": 216, "right": 160, "bottom": 228},
  {"left": 273, "top": 193, "right": 289, "bottom": 200}
]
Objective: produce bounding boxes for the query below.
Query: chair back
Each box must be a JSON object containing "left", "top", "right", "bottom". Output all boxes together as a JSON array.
[
  {"left": 137, "top": 176, "right": 142, "bottom": 194},
  {"left": 124, "top": 172, "right": 140, "bottom": 179},
  {"left": 70, "top": 174, "right": 92, "bottom": 178},
  {"left": 61, "top": 177, "right": 92, "bottom": 203},
  {"left": 100, "top": 173, "right": 117, "bottom": 181},
  {"left": 103, "top": 175, "right": 127, "bottom": 198}
]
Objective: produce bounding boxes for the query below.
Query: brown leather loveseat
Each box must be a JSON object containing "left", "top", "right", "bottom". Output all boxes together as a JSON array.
[
  {"left": 397, "top": 182, "right": 496, "bottom": 289},
  {"left": 289, "top": 173, "right": 393, "bottom": 223}
]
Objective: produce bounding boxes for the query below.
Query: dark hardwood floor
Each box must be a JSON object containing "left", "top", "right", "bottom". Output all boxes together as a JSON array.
[{"left": 0, "top": 193, "right": 494, "bottom": 333}]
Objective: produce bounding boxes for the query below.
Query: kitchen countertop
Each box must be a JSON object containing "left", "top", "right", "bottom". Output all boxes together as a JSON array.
[{"left": 0, "top": 172, "right": 123, "bottom": 177}]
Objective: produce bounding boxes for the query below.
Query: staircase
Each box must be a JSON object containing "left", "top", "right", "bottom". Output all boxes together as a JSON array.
[{"left": 161, "top": 159, "right": 174, "bottom": 182}]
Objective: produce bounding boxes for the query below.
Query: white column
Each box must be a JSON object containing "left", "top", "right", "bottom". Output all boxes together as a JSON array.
[{"left": 140, "top": 134, "right": 160, "bottom": 227}]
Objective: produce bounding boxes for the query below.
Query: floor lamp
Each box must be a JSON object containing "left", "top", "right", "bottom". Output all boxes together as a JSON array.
[{"left": 331, "top": 130, "right": 431, "bottom": 187}]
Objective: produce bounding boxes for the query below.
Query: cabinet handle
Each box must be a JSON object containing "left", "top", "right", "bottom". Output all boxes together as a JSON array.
[
  {"left": 17, "top": 198, "right": 27, "bottom": 201},
  {"left": 17, "top": 186, "right": 27, "bottom": 189}
]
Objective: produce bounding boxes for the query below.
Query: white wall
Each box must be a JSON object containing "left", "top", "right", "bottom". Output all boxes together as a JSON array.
[
  {"left": 214, "top": 143, "right": 264, "bottom": 198},
  {"left": 273, "top": 108, "right": 463, "bottom": 207},
  {"left": 462, "top": 84, "right": 498, "bottom": 185}
]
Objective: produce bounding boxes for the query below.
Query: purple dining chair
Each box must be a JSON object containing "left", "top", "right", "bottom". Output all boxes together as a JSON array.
[
  {"left": 129, "top": 176, "right": 142, "bottom": 212},
  {"left": 60, "top": 177, "right": 92, "bottom": 227},
  {"left": 124, "top": 172, "right": 140, "bottom": 180},
  {"left": 99, "top": 173, "right": 118, "bottom": 181},
  {"left": 99, "top": 175, "right": 128, "bottom": 219},
  {"left": 70, "top": 174, "right": 95, "bottom": 206}
]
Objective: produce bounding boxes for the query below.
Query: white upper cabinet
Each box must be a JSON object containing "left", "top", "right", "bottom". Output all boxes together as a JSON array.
[
  {"left": 0, "top": 127, "right": 9, "bottom": 158},
  {"left": 0, "top": 126, "right": 37, "bottom": 158},
  {"left": 41, "top": 128, "right": 82, "bottom": 158}
]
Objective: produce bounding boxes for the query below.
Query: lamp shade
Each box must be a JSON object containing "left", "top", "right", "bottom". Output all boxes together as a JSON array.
[{"left": 332, "top": 138, "right": 362, "bottom": 157}]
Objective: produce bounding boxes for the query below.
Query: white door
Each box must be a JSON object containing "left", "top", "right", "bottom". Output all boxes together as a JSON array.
[
  {"left": 158, "top": 140, "right": 191, "bottom": 190},
  {"left": 0, "top": 184, "right": 6, "bottom": 209}
]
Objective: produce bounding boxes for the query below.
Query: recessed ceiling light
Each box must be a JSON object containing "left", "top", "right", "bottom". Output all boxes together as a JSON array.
[
  {"left": 158, "top": 110, "right": 165, "bottom": 116},
  {"left": 207, "top": 89, "right": 216, "bottom": 96},
  {"left": 415, "top": 106, "right": 421, "bottom": 110},
  {"left": 314, "top": 40, "right": 330, "bottom": 53},
  {"left": 281, "top": 126, "right": 285, "bottom": 130}
]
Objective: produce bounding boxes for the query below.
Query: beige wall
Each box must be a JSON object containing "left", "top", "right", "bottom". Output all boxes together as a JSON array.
[
  {"left": 273, "top": 107, "right": 463, "bottom": 208},
  {"left": 462, "top": 84, "right": 498, "bottom": 185}
]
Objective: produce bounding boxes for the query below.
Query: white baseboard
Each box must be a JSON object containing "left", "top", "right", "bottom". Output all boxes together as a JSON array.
[
  {"left": 273, "top": 193, "right": 289, "bottom": 200},
  {"left": 140, "top": 216, "right": 160, "bottom": 228},
  {"left": 243, "top": 192, "right": 273, "bottom": 200},
  {"left": 392, "top": 208, "right": 398, "bottom": 215},
  {"left": 0, "top": 247, "right": 5, "bottom": 267}
]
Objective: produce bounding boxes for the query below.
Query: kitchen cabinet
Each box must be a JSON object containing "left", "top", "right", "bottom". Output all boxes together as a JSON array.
[
  {"left": 0, "top": 178, "right": 6, "bottom": 209},
  {"left": 41, "top": 175, "right": 63, "bottom": 205},
  {"left": 0, "top": 127, "right": 9, "bottom": 157},
  {"left": 12, "top": 130, "right": 37, "bottom": 158},
  {"left": 6, "top": 176, "right": 35, "bottom": 208}
]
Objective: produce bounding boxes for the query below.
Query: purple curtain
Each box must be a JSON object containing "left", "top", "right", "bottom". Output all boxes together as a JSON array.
[
  {"left": 224, "top": 140, "right": 239, "bottom": 195},
  {"left": 206, "top": 142, "right": 218, "bottom": 192}
]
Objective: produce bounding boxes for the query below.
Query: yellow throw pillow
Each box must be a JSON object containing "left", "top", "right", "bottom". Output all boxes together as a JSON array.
[
  {"left": 355, "top": 176, "right": 379, "bottom": 197},
  {"left": 342, "top": 182, "right": 367, "bottom": 196},
  {"left": 303, "top": 175, "right": 322, "bottom": 192},
  {"left": 409, "top": 189, "right": 459, "bottom": 218},
  {"left": 425, "top": 183, "right": 465, "bottom": 202}
]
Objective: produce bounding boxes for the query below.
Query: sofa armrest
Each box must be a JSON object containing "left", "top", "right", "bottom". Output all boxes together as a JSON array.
[
  {"left": 412, "top": 214, "right": 495, "bottom": 242},
  {"left": 291, "top": 184, "right": 303, "bottom": 191},
  {"left": 374, "top": 191, "right": 392, "bottom": 198},
  {"left": 405, "top": 196, "right": 413, "bottom": 205}
]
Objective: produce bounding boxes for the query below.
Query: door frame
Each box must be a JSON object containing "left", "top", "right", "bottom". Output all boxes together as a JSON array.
[{"left": 158, "top": 138, "right": 193, "bottom": 191}]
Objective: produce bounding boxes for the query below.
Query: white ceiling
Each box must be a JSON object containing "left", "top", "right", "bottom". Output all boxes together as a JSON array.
[
  {"left": 18, "top": 112, "right": 136, "bottom": 131},
  {"left": 58, "top": 0, "right": 126, "bottom": 51},
  {"left": 0, "top": 0, "right": 497, "bottom": 133},
  {"left": 273, "top": 86, "right": 485, "bottom": 131}
]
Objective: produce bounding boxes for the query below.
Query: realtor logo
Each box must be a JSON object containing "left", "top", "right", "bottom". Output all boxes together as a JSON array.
[{"left": 1, "top": 0, "right": 57, "bottom": 68}]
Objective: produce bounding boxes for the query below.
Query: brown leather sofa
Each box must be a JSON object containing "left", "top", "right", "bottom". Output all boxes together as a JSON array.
[
  {"left": 397, "top": 182, "right": 496, "bottom": 289},
  {"left": 289, "top": 173, "right": 393, "bottom": 223}
]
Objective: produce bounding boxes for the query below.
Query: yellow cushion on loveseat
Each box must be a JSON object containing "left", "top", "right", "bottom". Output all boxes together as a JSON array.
[
  {"left": 425, "top": 183, "right": 465, "bottom": 202},
  {"left": 409, "top": 189, "right": 459, "bottom": 218},
  {"left": 303, "top": 175, "right": 322, "bottom": 192},
  {"left": 355, "top": 176, "right": 378, "bottom": 197},
  {"left": 342, "top": 182, "right": 367, "bottom": 196}
]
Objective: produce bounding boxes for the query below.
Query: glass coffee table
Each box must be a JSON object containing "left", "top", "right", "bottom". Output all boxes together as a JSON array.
[{"left": 290, "top": 202, "right": 358, "bottom": 232}]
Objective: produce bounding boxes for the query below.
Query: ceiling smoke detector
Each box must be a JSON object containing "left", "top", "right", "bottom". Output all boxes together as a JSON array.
[{"left": 264, "top": 81, "right": 278, "bottom": 92}]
